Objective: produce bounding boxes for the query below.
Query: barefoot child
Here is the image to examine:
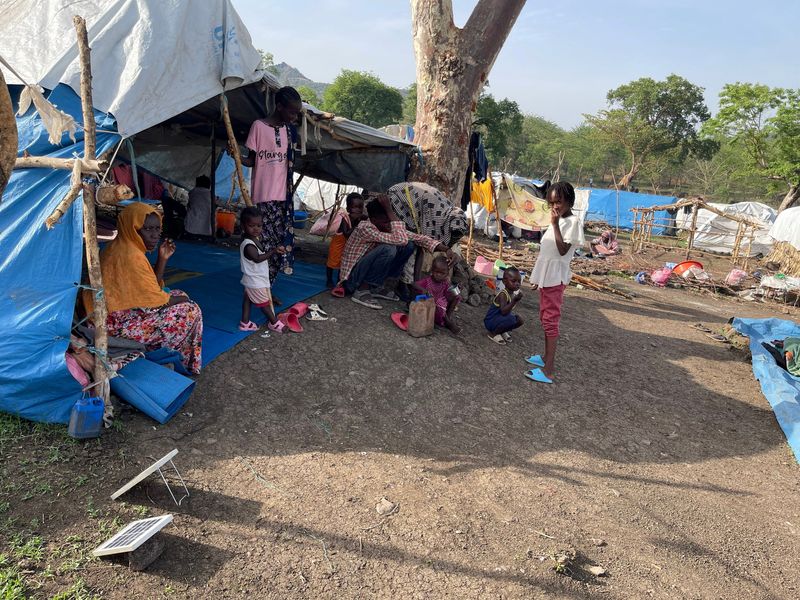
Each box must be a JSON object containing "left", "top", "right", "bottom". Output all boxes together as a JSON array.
[
  {"left": 326, "top": 193, "right": 365, "bottom": 287},
  {"left": 526, "top": 181, "right": 584, "bottom": 383},
  {"left": 239, "top": 207, "right": 285, "bottom": 332},
  {"left": 484, "top": 266, "right": 524, "bottom": 344},
  {"left": 413, "top": 255, "right": 462, "bottom": 334}
]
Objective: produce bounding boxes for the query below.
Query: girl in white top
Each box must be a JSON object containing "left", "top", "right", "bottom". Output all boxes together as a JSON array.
[
  {"left": 526, "top": 182, "right": 584, "bottom": 384},
  {"left": 239, "top": 207, "right": 285, "bottom": 332}
]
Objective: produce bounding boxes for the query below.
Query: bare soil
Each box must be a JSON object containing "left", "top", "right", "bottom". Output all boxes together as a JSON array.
[{"left": 2, "top": 246, "right": 799, "bottom": 599}]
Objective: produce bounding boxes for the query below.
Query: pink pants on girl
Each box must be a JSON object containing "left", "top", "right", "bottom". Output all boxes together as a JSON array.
[{"left": 539, "top": 284, "right": 566, "bottom": 338}]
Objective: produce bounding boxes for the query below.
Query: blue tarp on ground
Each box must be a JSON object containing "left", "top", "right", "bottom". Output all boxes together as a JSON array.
[
  {"left": 0, "top": 84, "right": 120, "bottom": 423},
  {"left": 732, "top": 318, "right": 800, "bottom": 463},
  {"left": 583, "top": 188, "right": 675, "bottom": 233},
  {"left": 214, "top": 152, "right": 250, "bottom": 203}
]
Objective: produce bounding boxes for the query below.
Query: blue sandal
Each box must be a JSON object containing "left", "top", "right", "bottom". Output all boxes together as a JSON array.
[
  {"left": 525, "top": 368, "right": 553, "bottom": 384},
  {"left": 525, "top": 355, "right": 545, "bottom": 367}
]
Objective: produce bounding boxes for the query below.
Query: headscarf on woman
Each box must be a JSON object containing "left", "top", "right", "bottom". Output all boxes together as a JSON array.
[
  {"left": 387, "top": 182, "right": 468, "bottom": 246},
  {"left": 97, "top": 202, "right": 169, "bottom": 312}
]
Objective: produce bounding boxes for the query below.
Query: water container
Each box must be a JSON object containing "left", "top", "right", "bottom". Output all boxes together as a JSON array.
[
  {"left": 407, "top": 295, "right": 435, "bottom": 338},
  {"left": 68, "top": 397, "right": 104, "bottom": 439}
]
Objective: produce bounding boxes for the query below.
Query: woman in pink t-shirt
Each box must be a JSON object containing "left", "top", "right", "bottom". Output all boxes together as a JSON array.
[{"left": 239, "top": 87, "right": 302, "bottom": 288}]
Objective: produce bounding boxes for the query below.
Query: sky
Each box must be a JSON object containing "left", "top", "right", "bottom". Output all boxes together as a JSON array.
[{"left": 233, "top": 0, "right": 800, "bottom": 129}]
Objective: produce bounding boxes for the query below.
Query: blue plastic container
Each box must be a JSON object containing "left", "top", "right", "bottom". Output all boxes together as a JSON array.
[
  {"left": 293, "top": 210, "right": 308, "bottom": 230},
  {"left": 67, "top": 397, "right": 104, "bottom": 439}
]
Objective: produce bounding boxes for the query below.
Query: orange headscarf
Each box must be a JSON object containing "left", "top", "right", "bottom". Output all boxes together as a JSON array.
[{"left": 87, "top": 202, "right": 170, "bottom": 313}]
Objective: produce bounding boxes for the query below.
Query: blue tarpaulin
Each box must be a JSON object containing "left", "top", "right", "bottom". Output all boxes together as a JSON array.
[
  {"left": 583, "top": 188, "right": 675, "bottom": 233},
  {"left": 731, "top": 318, "right": 800, "bottom": 463},
  {"left": 0, "top": 84, "right": 120, "bottom": 423}
]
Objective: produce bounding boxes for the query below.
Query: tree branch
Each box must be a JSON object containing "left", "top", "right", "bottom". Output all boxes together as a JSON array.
[{"left": 461, "top": 0, "right": 526, "bottom": 71}]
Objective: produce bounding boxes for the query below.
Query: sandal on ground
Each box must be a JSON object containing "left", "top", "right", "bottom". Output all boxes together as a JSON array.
[
  {"left": 238, "top": 320, "right": 259, "bottom": 331},
  {"left": 307, "top": 304, "right": 328, "bottom": 317},
  {"left": 278, "top": 312, "right": 304, "bottom": 333},
  {"left": 371, "top": 286, "right": 400, "bottom": 301},
  {"left": 691, "top": 323, "right": 712, "bottom": 333},
  {"left": 391, "top": 312, "right": 409, "bottom": 331},
  {"left": 287, "top": 302, "right": 309, "bottom": 318},
  {"left": 502, "top": 332, "right": 513, "bottom": 343},
  {"left": 267, "top": 319, "right": 286, "bottom": 333},
  {"left": 488, "top": 334, "right": 506, "bottom": 345},
  {"left": 352, "top": 290, "right": 382, "bottom": 310},
  {"left": 525, "top": 354, "right": 545, "bottom": 367},
  {"left": 525, "top": 368, "right": 553, "bottom": 384},
  {"left": 306, "top": 308, "right": 328, "bottom": 321},
  {"left": 705, "top": 332, "right": 728, "bottom": 343},
  {"left": 331, "top": 285, "right": 346, "bottom": 298}
]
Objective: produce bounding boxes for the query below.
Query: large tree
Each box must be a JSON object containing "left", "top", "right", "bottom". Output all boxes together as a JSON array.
[
  {"left": 704, "top": 83, "right": 800, "bottom": 212},
  {"left": 584, "top": 75, "right": 714, "bottom": 189},
  {"left": 0, "top": 69, "right": 16, "bottom": 201},
  {"left": 410, "top": 0, "right": 526, "bottom": 199},
  {"left": 322, "top": 69, "right": 403, "bottom": 128}
]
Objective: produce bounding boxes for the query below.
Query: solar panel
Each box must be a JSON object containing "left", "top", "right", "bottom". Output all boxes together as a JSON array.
[
  {"left": 111, "top": 449, "right": 179, "bottom": 500},
  {"left": 92, "top": 515, "right": 173, "bottom": 557}
]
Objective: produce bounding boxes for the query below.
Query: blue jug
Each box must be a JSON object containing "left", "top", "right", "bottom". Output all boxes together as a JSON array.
[{"left": 68, "top": 397, "right": 104, "bottom": 439}]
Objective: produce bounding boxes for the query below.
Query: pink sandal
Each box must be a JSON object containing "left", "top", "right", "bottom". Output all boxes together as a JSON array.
[
  {"left": 238, "top": 321, "right": 258, "bottom": 331},
  {"left": 287, "top": 302, "right": 309, "bottom": 318},
  {"left": 331, "top": 285, "right": 345, "bottom": 298},
  {"left": 268, "top": 319, "right": 286, "bottom": 333},
  {"left": 278, "top": 312, "right": 304, "bottom": 333}
]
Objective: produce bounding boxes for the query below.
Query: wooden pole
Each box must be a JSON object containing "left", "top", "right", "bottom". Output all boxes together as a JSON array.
[
  {"left": 45, "top": 159, "right": 83, "bottom": 228},
  {"left": 16, "top": 156, "right": 104, "bottom": 172},
  {"left": 322, "top": 190, "right": 344, "bottom": 242},
  {"left": 466, "top": 185, "right": 476, "bottom": 264},
  {"left": 490, "top": 170, "right": 503, "bottom": 259},
  {"left": 73, "top": 15, "right": 110, "bottom": 407},
  {"left": 1, "top": 68, "right": 18, "bottom": 201},
  {"left": 685, "top": 201, "right": 699, "bottom": 260},
  {"left": 220, "top": 94, "right": 252, "bottom": 207}
]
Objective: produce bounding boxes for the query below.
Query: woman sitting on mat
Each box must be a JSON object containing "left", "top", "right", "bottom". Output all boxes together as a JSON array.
[
  {"left": 85, "top": 202, "right": 203, "bottom": 374},
  {"left": 590, "top": 229, "right": 620, "bottom": 256}
]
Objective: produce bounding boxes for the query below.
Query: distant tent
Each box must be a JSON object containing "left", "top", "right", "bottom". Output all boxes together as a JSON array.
[
  {"left": 768, "top": 206, "right": 800, "bottom": 250},
  {"left": 583, "top": 188, "right": 676, "bottom": 233},
  {"left": 677, "top": 201, "right": 776, "bottom": 256}
]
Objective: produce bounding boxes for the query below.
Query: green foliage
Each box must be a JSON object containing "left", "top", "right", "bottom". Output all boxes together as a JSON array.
[
  {"left": 322, "top": 70, "right": 403, "bottom": 128},
  {"left": 705, "top": 83, "right": 800, "bottom": 187},
  {"left": 295, "top": 85, "right": 320, "bottom": 107},
  {"left": 583, "top": 75, "right": 714, "bottom": 186},
  {"left": 402, "top": 82, "right": 417, "bottom": 125},
  {"left": 474, "top": 92, "right": 523, "bottom": 167},
  {"left": 0, "top": 554, "right": 26, "bottom": 600}
]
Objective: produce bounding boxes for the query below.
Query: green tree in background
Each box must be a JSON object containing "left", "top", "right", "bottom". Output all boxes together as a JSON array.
[
  {"left": 296, "top": 85, "right": 321, "bottom": 107},
  {"left": 704, "top": 83, "right": 800, "bottom": 211},
  {"left": 403, "top": 83, "right": 417, "bottom": 125},
  {"left": 584, "top": 75, "right": 714, "bottom": 188},
  {"left": 322, "top": 70, "right": 403, "bottom": 128},
  {"left": 257, "top": 50, "right": 279, "bottom": 76},
  {"left": 474, "top": 92, "right": 523, "bottom": 167}
]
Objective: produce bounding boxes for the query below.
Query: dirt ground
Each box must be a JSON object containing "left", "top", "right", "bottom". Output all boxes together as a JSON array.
[{"left": 2, "top": 244, "right": 800, "bottom": 599}]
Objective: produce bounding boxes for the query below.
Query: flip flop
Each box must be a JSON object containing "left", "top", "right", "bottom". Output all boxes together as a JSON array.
[
  {"left": 287, "top": 302, "right": 309, "bottom": 318},
  {"left": 391, "top": 312, "right": 408, "bottom": 331},
  {"left": 278, "top": 312, "right": 304, "bottom": 333},
  {"left": 525, "top": 368, "right": 553, "bottom": 384},
  {"left": 308, "top": 304, "right": 328, "bottom": 317},
  {"left": 331, "top": 286, "right": 346, "bottom": 298},
  {"left": 705, "top": 333, "right": 728, "bottom": 343},
  {"left": 488, "top": 334, "right": 506, "bottom": 345},
  {"left": 306, "top": 309, "right": 328, "bottom": 321},
  {"left": 525, "top": 354, "right": 545, "bottom": 367},
  {"left": 691, "top": 323, "right": 712, "bottom": 333},
  {"left": 502, "top": 332, "right": 513, "bottom": 343},
  {"left": 238, "top": 320, "right": 258, "bottom": 331},
  {"left": 268, "top": 319, "right": 286, "bottom": 333}
]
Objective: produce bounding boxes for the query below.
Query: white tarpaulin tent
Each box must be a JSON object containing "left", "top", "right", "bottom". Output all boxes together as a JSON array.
[
  {"left": 0, "top": 0, "right": 266, "bottom": 137},
  {"left": 677, "top": 201, "right": 777, "bottom": 256},
  {"left": 294, "top": 175, "right": 361, "bottom": 212},
  {"left": 769, "top": 206, "right": 800, "bottom": 250}
]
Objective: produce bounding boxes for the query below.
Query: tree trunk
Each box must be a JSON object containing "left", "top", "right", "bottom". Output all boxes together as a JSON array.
[
  {"left": 0, "top": 68, "right": 16, "bottom": 201},
  {"left": 778, "top": 183, "right": 800, "bottom": 213},
  {"left": 619, "top": 161, "right": 641, "bottom": 190},
  {"left": 409, "top": 0, "right": 526, "bottom": 201}
]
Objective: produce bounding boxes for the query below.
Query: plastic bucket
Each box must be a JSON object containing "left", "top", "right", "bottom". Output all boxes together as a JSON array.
[
  {"left": 672, "top": 260, "right": 704, "bottom": 277},
  {"left": 293, "top": 210, "right": 308, "bottom": 230},
  {"left": 216, "top": 210, "right": 236, "bottom": 235}
]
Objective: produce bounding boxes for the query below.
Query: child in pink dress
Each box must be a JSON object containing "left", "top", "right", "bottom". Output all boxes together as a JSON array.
[{"left": 413, "top": 255, "right": 461, "bottom": 334}]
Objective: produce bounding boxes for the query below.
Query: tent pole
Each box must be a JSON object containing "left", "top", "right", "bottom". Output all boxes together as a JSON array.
[
  {"left": 686, "top": 201, "right": 699, "bottom": 260},
  {"left": 210, "top": 122, "right": 216, "bottom": 236},
  {"left": 74, "top": 15, "right": 110, "bottom": 407},
  {"left": 490, "top": 169, "right": 503, "bottom": 259},
  {"left": 220, "top": 94, "right": 252, "bottom": 207},
  {"left": 466, "top": 182, "right": 475, "bottom": 265}
]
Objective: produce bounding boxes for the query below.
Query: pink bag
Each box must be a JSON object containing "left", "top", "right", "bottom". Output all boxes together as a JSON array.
[
  {"left": 650, "top": 267, "right": 672, "bottom": 287},
  {"left": 309, "top": 209, "right": 345, "bottom": 236}
]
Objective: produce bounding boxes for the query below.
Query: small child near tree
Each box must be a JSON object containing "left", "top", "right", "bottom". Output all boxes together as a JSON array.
[
  {"left": 238, "top": 207, "right": 285, "bottom": 333},
  {"left": 484, "top": 266, "right": 524, "bottom": 344},
  {"left": 526, "top": 181, "right": 584, "bottom": 384},
  {"left": 326, "top": 193, "right": 365, "bottom": 287},
  {"left": 413, "top": 255, "right": 462, "bottom": 334}
]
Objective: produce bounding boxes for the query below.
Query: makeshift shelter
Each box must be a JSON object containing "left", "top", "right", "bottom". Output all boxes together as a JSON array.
[
  {"left": 676, "top": 201, "right": 776, "bottom": 256},
  {"left": 0, "top": 0, "right": 416, "bottom": 425},
  {"left": 584, "top": 188, "right": 675, "bottom": 233},
  {"left": 766, "top": 207, "right": 800, "bottom": 276}
]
